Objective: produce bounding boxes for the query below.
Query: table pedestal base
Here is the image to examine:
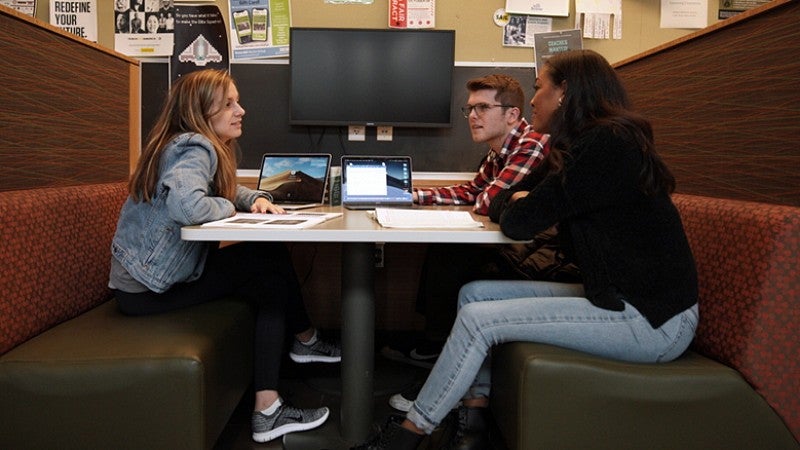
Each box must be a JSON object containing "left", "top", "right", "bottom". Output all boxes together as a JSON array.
[{"left": 340, "top": 242, "right": 375, "bottom": 443}]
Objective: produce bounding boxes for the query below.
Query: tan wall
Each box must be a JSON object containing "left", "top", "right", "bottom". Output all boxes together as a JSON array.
[{"left": 34, "top": 0, "right": 721, "bottom": 65}]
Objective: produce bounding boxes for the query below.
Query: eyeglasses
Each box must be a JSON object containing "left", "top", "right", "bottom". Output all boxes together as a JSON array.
[{"left": 461, "top": 103, "right": 515, "bottom": 118}]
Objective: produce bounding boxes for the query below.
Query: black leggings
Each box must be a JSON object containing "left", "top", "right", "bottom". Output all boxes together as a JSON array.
[{"left": 115, "top": 242, "right": 311, "bottom": 392}]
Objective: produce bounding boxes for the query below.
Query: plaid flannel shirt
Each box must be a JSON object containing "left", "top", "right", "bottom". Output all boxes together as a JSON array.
[{"left": 415, "top": 119, "right": 549, "bottom": 215}]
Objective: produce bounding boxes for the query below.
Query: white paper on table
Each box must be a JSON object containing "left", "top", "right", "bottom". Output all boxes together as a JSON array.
[
  {"left": 201, "top": 212, "right": 341, "bottom": 229},
  {"left": 372, "top": 208, "right": 484, "bottom": 229}
]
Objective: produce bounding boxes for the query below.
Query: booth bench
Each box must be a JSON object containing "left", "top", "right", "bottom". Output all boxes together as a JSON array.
[
  {"left": 0, "top": 182, "right": 254, "bottom": 450},
  {"left": 2, "top": 182, "right": 798, "bottom": 449},
  {"left": 491, "top": 193, "right": 799, "bottom": 449}
]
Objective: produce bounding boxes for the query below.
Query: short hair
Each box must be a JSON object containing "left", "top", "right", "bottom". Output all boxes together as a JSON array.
[{"left": 465, "top": 74, "right": 525, "bottom": 110}]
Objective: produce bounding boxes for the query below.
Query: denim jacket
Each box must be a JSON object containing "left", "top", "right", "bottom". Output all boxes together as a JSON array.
[{"left": 111, "top": 133, "right": 268, "bottom": 293}]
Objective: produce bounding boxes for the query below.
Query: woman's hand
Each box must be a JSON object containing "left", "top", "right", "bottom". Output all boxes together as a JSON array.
[{"left": 251, "top": 197, "right": 285, "bottom": 214}]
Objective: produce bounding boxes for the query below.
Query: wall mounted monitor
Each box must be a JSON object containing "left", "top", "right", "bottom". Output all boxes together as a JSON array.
[{"left": 289, "top": 27, "right": 455, "bottom": 128}]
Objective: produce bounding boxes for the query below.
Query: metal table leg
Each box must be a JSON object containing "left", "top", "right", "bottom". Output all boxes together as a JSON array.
[{"left": 340, "top": 242, "right": 375, "bottom": 443}]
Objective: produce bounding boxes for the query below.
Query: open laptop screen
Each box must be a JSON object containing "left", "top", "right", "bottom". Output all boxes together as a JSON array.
[
  {"left": 257, "top": 153, "right": 332, "bottom": 207},
  {"left": 341, "top": 155, "right": 413, "bottom": 208}
]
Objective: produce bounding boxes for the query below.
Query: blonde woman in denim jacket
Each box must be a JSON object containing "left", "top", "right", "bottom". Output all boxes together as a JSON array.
[{"left": 109, "top": 69, "right": 340, "bottom": 444}]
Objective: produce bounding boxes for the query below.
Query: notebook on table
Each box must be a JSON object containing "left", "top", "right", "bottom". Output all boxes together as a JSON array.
[
  {"left": 341, "top": 155, "right": 414, "bottom": 210},
  {"left": 257, "top": 153, "right": 332, "bottom": 210}
]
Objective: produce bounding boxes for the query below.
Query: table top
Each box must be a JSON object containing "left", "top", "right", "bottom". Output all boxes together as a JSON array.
[{"left": 181, "top": 205, "right": 523, "bottom": 244}]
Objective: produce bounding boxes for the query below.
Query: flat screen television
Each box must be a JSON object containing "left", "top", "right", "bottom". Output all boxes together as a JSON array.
[{"left": 289, "top": 27, "right": 455, "bottom": 128}]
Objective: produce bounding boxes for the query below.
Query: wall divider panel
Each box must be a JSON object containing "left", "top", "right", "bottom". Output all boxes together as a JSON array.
[
  {"left": 0, "top": 4, "right": 139, "bottom": 192},
  {"left": 614, "top": 0, "right": 800, "bottom": 207}
]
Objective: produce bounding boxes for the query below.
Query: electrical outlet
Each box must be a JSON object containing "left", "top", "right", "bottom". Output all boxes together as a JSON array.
[
  {"left": 348, "top": 125, "right": 366, "bottom": 141},
  {"left": 377, "top": 126, "right": 393, "bottom": 141},
  {"left": 374, "top": 243, "right": 384, "bottom": 268}
]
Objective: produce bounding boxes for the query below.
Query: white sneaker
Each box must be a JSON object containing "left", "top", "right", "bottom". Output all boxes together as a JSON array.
[
  {"left": 251, "top": 402, "right": 329, "bottom": 443},
  {"left": 289, "top": 337, "right": 341, "bottom": 363},
  {"left": 389, "top": 385, "right": 461, "bottom": 412}
]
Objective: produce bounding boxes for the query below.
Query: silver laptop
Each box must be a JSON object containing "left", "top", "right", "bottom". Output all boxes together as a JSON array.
[
  {"left": 341, "top": 155, "right": 413, "bottom": 210},
  {"left": 257, "top": 153, "right": 332, "bottom": 210}
]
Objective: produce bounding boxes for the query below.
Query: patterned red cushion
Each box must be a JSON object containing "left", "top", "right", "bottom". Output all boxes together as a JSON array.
[
  {"left": 673, "top": 193, "right": 800, "bottom": 440},
  {"left": 0, "top": 182, "right": 128, "bottom": 354}
]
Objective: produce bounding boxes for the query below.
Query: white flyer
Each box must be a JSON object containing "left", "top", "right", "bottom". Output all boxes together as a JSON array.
[
  {"left": 50, "top": 0, "right": 97, "bottom": 42},
  {"left": 575, "top": 0, "right": 623, "bottom": 40},
  {"left": 660, "top": 0, "right": 709, "bottom": 29},
  {"left": 113, "top": 0, "right": 175, "bottom": 57},
  {"left": 505, "top": 0, "right": 569, "bottom": 17}
]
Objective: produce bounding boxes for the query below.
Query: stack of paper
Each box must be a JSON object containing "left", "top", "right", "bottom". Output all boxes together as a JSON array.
[
  {"left": 372, "top": 208, "right": 484, "bottom": 229},
  {"left": 202, "top": 212, "right": 341, "bottom": 229}
]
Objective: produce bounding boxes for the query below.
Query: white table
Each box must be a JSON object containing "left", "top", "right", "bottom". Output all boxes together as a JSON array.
[{"left": 182, "top": 206, "right": 521, "bottom": 444}]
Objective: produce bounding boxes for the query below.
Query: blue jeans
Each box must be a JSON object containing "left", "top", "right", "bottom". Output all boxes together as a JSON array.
[{"left": 406, "top": 280, "right": 699, "bottom": 434}]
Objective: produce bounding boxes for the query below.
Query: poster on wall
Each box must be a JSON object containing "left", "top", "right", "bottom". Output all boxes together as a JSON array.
[
  {"left": 1, "top": 0, "right": 36, "bottom": 15},
  {"left": 660, "top": 0, "right": 708, "bottom": 29},
  {"left": 575, "top": 0, "right": 623, "bottom": 40},
  {"left": 503, "top": 14, "right": 551, "bottom": 48},
  {"left": 505, "top": 0, "right": 569, "bottom": 17},
  {"left": 49, "top": 0, "right": 97, "bottom": 42},
  {"left": 114, "top": 0, "right": 175, "bottom": 57},
  {"left": 718, "top": 0, "right": 771, "bottom": 19},
  {"left": 388, "top": 0, "right": 435, "bottom": 29},
  {"left": 228, "top": 0, "right": 290, "bottom": 60},
  {"left": 533, "top": 29, "right": 582, "bottom": 73},
  {"left": 171, "top": 3, "right": 228, "bottom": 82}
]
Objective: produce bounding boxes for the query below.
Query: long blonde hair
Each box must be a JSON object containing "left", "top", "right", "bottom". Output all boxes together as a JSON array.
[{"left": 130, "top": 69, "right": 239, "bottom": 202}]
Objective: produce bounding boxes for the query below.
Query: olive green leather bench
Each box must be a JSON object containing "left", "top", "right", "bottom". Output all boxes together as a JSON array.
[
  {"left": 490, "top": 194, "right": 799, "bottom": 450},
  {"left": 0, "top": 182, "right": 254, "bottom": 450}
]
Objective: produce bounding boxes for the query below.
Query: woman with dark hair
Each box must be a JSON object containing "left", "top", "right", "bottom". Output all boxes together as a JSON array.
[
  {"left": 352, "top": 49, "right": 699, "bottom": 450},
  {"left": 109, "top": 69, "right": 340, "bottom": 443}
]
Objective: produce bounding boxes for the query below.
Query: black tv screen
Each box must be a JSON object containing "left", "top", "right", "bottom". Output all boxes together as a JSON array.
[{"left": 289, "top": 27, "right": 455, "bottom": 128}]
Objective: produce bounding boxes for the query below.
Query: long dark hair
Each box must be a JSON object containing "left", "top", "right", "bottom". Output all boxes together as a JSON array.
[{"left": 544, "top": 50, "right": 675, "bottom": 195}]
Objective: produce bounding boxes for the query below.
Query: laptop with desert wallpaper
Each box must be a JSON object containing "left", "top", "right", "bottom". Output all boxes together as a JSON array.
[{"left": 256, "top": 153, "right": 332, "bottom": 210}]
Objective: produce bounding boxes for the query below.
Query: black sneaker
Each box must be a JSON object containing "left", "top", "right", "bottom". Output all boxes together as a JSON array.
[
  {"left": 381, "top": 339, "right": 443, "bottom": 369},
  {"left": 350, "top": 415, "right": 424, "bottom": 450},
  {"left": 251, "top": 402, "right": 329, "bottom": 443},
  {"left": 440, "top": 406, "right": 491, "bottom": 450},
  {"left": 290, "top": 336, "right": 341, "bottom": 363}
]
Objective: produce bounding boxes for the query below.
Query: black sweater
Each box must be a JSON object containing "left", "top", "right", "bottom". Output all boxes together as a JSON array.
[{"left": 489, "top": 125, "right": 698, "bottom": 329}]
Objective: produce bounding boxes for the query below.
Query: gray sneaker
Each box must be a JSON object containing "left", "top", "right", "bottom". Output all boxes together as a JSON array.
[
  {"left": 252, "top": 403, "right": 330, "bottom": 443},
  {"left": 290, "top": 337, "right": 342, "bottom": 363}
]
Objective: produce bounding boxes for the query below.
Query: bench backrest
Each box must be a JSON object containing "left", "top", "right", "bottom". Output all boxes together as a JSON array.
[
  {"left": 0, "top": 182, "right": 128, "bottom": 355},
  {"left": 673, "top": 193, "right": 800, "bottom": 440}
]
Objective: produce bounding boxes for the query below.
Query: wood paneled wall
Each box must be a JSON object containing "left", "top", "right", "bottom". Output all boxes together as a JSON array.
[
  {"left": 614, "top": 0, "right": 800, "bottom": 206},
  {"left": 0, "top": 5, "right": 139, "bottom": 192}
]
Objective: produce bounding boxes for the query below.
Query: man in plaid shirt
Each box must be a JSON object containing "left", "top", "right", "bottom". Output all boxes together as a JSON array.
[
  {"left": 383, "top": 75, "right": 577, "bottom": 386},
  {"left": 413, "top": 74, "right": 549, "bottom": 215}
]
